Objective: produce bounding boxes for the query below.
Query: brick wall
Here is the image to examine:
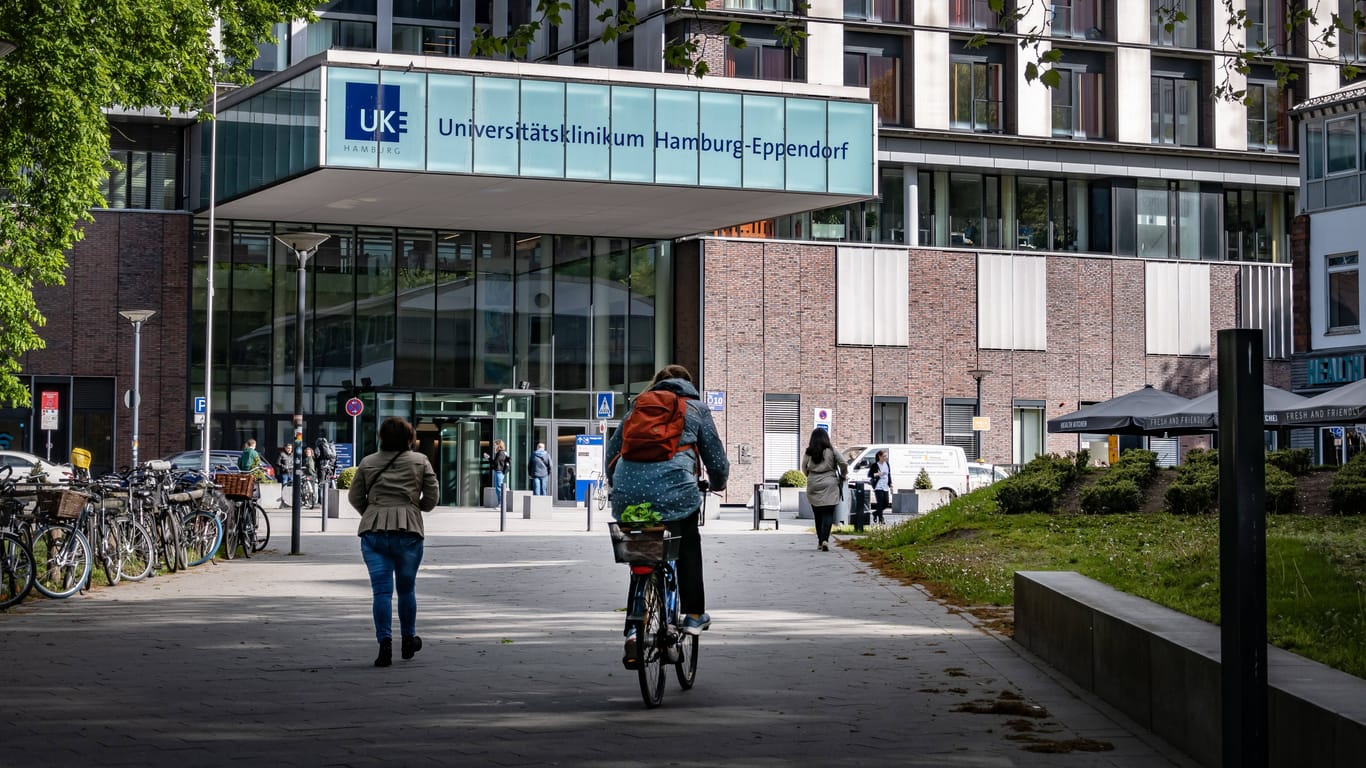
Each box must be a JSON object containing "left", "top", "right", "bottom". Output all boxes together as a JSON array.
[
  {"left": 23, "top": 210, "right": 192, "bottom": 468},
  {"left": 699, "top": 239, "right": 1291, "bottom": 498}
]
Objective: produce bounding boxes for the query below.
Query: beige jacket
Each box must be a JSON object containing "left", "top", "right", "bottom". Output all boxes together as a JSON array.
[{"left": 350, "top": 449, "right": 439, "bottom": 537}]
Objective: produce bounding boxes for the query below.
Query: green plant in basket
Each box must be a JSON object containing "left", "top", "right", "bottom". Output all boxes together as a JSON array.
[{"left": 620, "top": 501, "right": 661, "bottom": 524}]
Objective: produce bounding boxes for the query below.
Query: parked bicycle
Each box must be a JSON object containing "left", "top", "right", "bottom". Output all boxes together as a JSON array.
[
  {"left": 0, "top": 468, "right": 35, "bottom": 609},
  {"left": 609, "top": 521, "right": 698, "bottom": 708},
  {"left": 218, "top": 473, "right": 270, "bottom": 559}
]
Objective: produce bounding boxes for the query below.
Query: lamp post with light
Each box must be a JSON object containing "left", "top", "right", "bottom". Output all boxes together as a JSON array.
[
  {"left": 120, "top": 310, "right": 156, "bottom": 468},
  {"left": 968, "top": 368, "right": 992, "bottom": 462},
  {"left": 274, "top": 232, "right": 331, "bottom": 556}
]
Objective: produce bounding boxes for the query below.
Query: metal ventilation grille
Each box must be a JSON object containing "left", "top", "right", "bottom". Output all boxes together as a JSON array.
[{"left": 763, "top": 396, "right": 800, "bottom": 481}]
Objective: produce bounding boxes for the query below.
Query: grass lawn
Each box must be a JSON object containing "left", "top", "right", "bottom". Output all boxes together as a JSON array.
[{"left": 851, "top": 487, "right": 1366, "bottom": 679}]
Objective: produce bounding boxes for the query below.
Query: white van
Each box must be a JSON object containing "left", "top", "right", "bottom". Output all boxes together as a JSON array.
[{"left": 841, "top": 444, "right": 971, "bottom": 498}]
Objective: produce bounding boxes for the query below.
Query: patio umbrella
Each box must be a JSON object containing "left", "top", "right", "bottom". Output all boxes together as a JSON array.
[
  {"left": 1276, "top": 377, "right": 1366, "bottom": 426},
  {"left": 1143, "top": 385, "right": 1310, "bottom": 434},
  {"left": 1046, "top": 385, "right": 1191, "bottom": 436}
]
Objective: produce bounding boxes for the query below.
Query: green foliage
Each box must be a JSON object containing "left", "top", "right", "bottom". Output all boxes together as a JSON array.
[
  {"left": 0, "top": 0, "right": 315, "bottom": 406},
  {"left": 621, "top": 501, "right": 661, "bottom": 524},
  {"left": 779, "top": 469, "right": 807, "bottom": 488},
  {"left": 336, "top": 466, "right": 357, "bottom": 490},
  {"left": 913, "top": 468, "right": 933, "bottom": 490},
  {"left": 1265, "top": 464, "right": 1297, "bottom": 515},
  {"left": 994, "top": 471, "right": 1061, "bottom": 515},
  {"left": 1080, "top": 478, "right": 1142, "bottom": 515},
  {"left": 1166, "top": 449, "right": 1219, "bottom": 515},
  {"left": 1329, "top": 453, "right": 1366, "bottom": 515},
  {"left": 1267, "top": 449, "right": 1312, "bottom": 477}
]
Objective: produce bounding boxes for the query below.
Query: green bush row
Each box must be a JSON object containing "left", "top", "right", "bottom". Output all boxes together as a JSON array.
[
  {"left": 995, "top": 451, "right": 1088, "bottom": 515},
  {"left": 1081, "top": 450, "right": 1157, "bottom": 515},
  {"left": 1166, "top": 448, "right": 1219, "bottom": 515},
  {"left": 1328, "top": 451, "right": 1366, "bottom": 514},
  {"left": 1266, "top": 448, "right": 1312, "bottom": 477}
]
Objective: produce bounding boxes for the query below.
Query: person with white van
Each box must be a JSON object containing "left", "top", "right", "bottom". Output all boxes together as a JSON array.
[{"left": 841, "top": 444, "right": 970, "bottom": 501}]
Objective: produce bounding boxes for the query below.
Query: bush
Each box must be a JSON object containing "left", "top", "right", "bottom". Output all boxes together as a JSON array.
[
  {"left": 1266, "top": 448, "right": 1312, "bottom": 477},
  {"left": 1166, "top": 480, "right": 1216, "bottom": 515},
  {"left": 1110, "top": 449, "right": 1158, "bottom": 487},
  {"left": 1264, "top": 464, "right": 1297, "bottom": 515},
  {"left": 779, "top": 469, "right": 807, "bottom": 488},
  {"left": 994, "top": 472, "right": 1060, "bottom": 515},
  {"left": 1080, "top": 478, "right": 1142, "bottom": 515},
  {"left": 337, "top": 466, "right": 357, "bottom": 489},
  {"left": 914, "top": 468, "right": 933, "bottom": 490}
]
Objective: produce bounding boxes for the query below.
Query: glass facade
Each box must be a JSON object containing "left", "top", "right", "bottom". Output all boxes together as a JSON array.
[
  {"left": 197, "top": 70, "right": 322, "bottom": 205},
  {"left": 191, "top": 219, "right": 672, "bottom": 504}
]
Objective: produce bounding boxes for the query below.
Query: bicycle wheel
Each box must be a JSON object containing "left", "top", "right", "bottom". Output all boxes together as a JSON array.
[
  {"left": 674, "top": 629, "right": 699, "bottom": 689},
  {"left": 223, "top": 502, "right": 240, "bottom": 560},
  {"left": 31, "top": 524, "right": 92, "bottom": 599},
  {"left": 115, "top": 518, "right": 155, "bottom": 582},
  {"left": 158, "top": 513, "right": 182, "bottom": 573},
  {"left": 180, "top": 511, "right": 222, "bottom": 567},
  {"left": 634, "top": 570, "right": 667, "bottom": 708},
  {"left": 0, "top": 531, "right": 35, "bottom": 609},
  {"left": 94, "top": 515, "right": 122, "bottom": 587},
  {"left": 250, "top": 504, "right": 270, "bottom": 552}
]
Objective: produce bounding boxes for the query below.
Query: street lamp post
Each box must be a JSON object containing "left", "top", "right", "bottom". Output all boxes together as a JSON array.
[
  {"left": 968, "top": 368, "right": 992, "bottom": 462},
  {"left": 274, "top": 232, "right": 331, "bottom": 556},
  {"left": 120, "top": 310, "right": 156, "bottom": 468}
]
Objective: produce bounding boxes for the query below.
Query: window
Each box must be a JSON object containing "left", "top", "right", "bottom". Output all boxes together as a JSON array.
[
  {"left": 1328, "top": 252, "right": 1360, "bottom": 331},
  {"left": 873, "top": 398, "right": 907, "bottom": 443},
  {"left": 726, "top": 44, "right": 800, "bottom": 81},
  {"left": 1246, "top": 81, "right": 1291, "bottom": 152},
  {"left": 836, "top": 248, "right": 909, "bottom": 346},
  {"left": 1015, "top": 176, "right": 1091, "bottom": 251},
  {"left": 844, "top": 0, "right": 899, "bottom": 22},
  {"left": 1306, "top": 122, "right": 1325, "bottom": 180},
  {"left": 1151, "top": 0, "right": 1195, "bottom": 48},
  {"left": 1225, "top": 188, "right": 1289, "bottom": 262},
  {"left": 950, "top": 0, "right": 997, "bottom": 29},
  {"left": 844, "top": 51, "right": 900, "bottom": 124},
  {"left": 1340, "top": 1, "right": 1366, "bottom": 64},
  {"left": 1327, "top": 116, "right": 1359, "bottom": 174},
  {"left": 943, "top": 399, "right": 978, "bottom": 460},
  {"left": 978, "top": 253, "right": 1046, "bottom": 350},
  {"left": 763, "top": 394, "right": 801, "bottom": 481},
  {"left": 1145, "top": 262, "right": 1211, "bottom": 356},
  {"left": 950, "top": 60, "right": 1003, "bottom": 132},
  {"left": 393, "top": 0, "right": 458, "bottom": 19},
  {"left": 393, "top": 24, "right": 458, "bottom": 56},
  {"left": 305, "top": 19, "right": 376, "bottom": 55},
  {"left": 1245, "top": 0, "right": 1286, "bottom": 52},
  {"left": 1052, "top": 69, "right": 1103, "bottom": 139},
  {"left": 1151, "top": 75, "right": 1199, "bottom": 146},
  {"left": 1051, "top": 0, "right": 1100, "bottom": 39},
  {"left": 101, "top": 151, "right": 178, "bottom": 210},
  {"left": 724, "top": 0, "right": 795, "bottom": 10},
  {"left": 948, "top": 172, "right": 1001, "bottom": 248},
  {"left": 1013, "top": 402, "right": 1045, "bottom": 465},
  {"left": 1137, "top": 180, "right": 1202, "bottom": 259}
]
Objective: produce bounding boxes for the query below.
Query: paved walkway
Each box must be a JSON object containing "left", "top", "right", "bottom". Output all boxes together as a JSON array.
[{"left": 1, "top": 507, "right": 1196, "bottom": 767}]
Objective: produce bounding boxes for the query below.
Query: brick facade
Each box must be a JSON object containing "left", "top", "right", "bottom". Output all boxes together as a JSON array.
[
  {"left": 699, "top": 238, "right": 1291, "bottom": 496},
  {"left": 22, "top": 210, "right": 192, "bottom": 469}
]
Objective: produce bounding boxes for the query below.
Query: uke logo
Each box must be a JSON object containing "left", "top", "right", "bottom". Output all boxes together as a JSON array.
[{"left": 345, "top": 82, "right": 409, "bottom": 142}]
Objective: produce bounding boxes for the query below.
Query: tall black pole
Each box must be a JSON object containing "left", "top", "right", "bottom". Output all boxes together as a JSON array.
[
  {"left": 1217, "top": 328, "right": 1266, "bottom": 768},
  {"left": 975, "top": 376, "right": 983, "bottom": 461},
  {"left": 292, "top": 250, "right": 308, "bottom": 556}
]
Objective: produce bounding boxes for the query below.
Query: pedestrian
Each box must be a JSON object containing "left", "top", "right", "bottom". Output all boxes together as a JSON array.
[
  {"left": 528, "top": 441, "right": 552, "bottom": 496},
  {"left": 868, "top": 449, "right": 892, "bottom": 524},
  {"left": 801, "top": 428, "right": 847, "bottom": 551},
  {"left": 238, "top": 438, "right": 262, "bottom": 473},
  {"left": 607, "top": 363, "right": 729, "bottom": 665},
  {"left": 349, "top": 416, "right": 440, "bottom": 668},
  {"left": 276, "top": 443, "right": 295, "bottom": 507},
  {"left": 490, "top": 439, "right": 510, "bottom": 507}
]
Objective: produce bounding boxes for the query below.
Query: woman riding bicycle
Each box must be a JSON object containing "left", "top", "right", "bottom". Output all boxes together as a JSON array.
[{"left": 607, "top": 364, "right": 729, "bottom": 662}]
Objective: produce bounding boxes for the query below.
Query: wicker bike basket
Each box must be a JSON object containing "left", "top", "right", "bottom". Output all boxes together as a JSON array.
[
  {"left": 608, "top": 522, "right": 680, "bottom": 565},
  {"left": 36, "top": 488, "right": 90, "bottom": 520},
  {"left": 218, "top": 473, "right": 257, "bottom": 499}
]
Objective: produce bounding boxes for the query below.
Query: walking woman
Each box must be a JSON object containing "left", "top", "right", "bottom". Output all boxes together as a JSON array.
[
  {"left": 868, "top": 449, "right": 892, "bottom": 524},
  {"left": 350, "top": 416, "right": 439, "bottom": 667},
  {"left": 802, "top": 428, "right": 848, "bottom": 551}
]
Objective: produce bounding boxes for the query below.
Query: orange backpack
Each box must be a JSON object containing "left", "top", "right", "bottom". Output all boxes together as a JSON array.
[{"left": 611, "top": 390, "right": 696, "bottom": 468}]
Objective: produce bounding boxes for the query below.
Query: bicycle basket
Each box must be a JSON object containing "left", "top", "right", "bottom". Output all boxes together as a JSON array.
[
  {"left": 218, "top": 473, "right": 256, "bottom": 499},
  {"left": 608, "top": 522, "right": 679, "bottom": 564},
  {"left": 36, "top": 488, "right": 90, "bottom": 520}
]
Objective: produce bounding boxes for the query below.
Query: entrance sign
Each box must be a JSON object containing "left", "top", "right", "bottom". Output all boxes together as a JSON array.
[
  {"left": 575, "top": 434, "right": 605, "bottom": 503},
  {"left": 595, "top": 392, "right": 615, "bottom": 419},
  {"left": 706, "top": 391, "right": 725, "bottom": 411}
]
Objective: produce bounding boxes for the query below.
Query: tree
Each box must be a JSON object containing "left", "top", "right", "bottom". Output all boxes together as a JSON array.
[
  {"left": 0, "top": 0, "right": 314, "bottom": 407},
  {"left": 972, "top": 0, "right": 1366, "bottom": 103}
]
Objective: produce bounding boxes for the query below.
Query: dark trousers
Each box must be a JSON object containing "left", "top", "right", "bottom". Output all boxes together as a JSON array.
[
  {"left": 872, "top": 489, "right": 891, "bottom": 523},
  {"left": 667, "top": 511, "right": 705, "bottom": 615},
  {"left": 812, "top": 504, "right": 836, "bottom": 544}
]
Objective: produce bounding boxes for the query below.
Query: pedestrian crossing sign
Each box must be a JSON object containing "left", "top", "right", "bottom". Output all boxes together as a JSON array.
[{"left": 595, "top": 392, "right": 614, "bottom": 419}]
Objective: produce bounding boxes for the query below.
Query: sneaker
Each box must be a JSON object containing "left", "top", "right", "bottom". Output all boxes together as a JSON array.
[
  {"left": 819, "top": 541, "right": 829, "bottom": 552},
  {"left": 682, "top": 613, "right": 711, "bottom": 635},
  {"left": 622, "top": 632, "right": 640, "bottom": 669}
]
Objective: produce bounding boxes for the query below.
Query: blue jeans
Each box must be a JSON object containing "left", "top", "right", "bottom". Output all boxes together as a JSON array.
[
  {"left": 360, "top": 531, "right": 424, "bottom": 642},
  {"left": 532, "top": 476, "right": 548, "bottom": 496},
  {"left": 493, "top": 470, "right": 506, "bottom": 506}
]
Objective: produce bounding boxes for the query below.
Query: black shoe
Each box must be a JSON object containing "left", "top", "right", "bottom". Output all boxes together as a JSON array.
[
  {"left": 401, "top": 635, "right": 422, "bottom": 660},
  {"left": 374, "top": 638, "right": 392, "bottom": 667}
]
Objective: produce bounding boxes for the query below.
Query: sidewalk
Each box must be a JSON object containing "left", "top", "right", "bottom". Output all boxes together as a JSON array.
[{"left": 0, "top": 508, "right": 1196, "bottom": 767}]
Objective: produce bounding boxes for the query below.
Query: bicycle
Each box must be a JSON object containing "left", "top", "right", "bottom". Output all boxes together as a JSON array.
[
  {"left": 0, "top": 469, "right": 35, "bottom": 609},
  {"left": 609, "top": 522, "right": 697, "bottom": 708},
  {"left": 219, "top": 473, "right": 269, "bottom": 559},
  {"left": 591, "top": 471, "right": 610, "bottom": 511}
]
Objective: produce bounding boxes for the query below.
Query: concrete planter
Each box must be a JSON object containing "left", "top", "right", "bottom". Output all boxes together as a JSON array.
[
  {"left": 779, "top": 486, "right": 803, "bottom": 517},
  {"left": 910, "top": 489, "right": 951, "bottom": 514}
]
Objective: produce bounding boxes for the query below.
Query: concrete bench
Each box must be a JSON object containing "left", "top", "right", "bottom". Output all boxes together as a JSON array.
[
  {"left": 522, "top": 494, "right": 553, "bottom": 519},
  {"left": 1014, "top": 570, "right": 1366, "bottom": 768}
]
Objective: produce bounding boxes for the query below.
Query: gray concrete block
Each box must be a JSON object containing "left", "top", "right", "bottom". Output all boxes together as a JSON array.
[
  {"left": 1149, "top": 634, "right": 1221, "bottom": 768},
  {"left": 1092, "top": 611, "right": 1151, "bottom": 728},
  {"left": 1014, "top": 572, "right": 1094, "bottom": 691},
  {"left": 522, "top": 494, "right": 553, "bottom": 519}
]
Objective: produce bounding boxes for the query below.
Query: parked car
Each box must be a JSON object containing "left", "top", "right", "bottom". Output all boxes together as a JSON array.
[
  {"left": 968, "top": 463, "right": 1011, "bottom": 491},
  {"left": 842, "top": 444, "right": 971, "bottom": 497},
  {"left": 0, "top": 450, "right": 74, "bottom": 483},
  {"left": 163, "top": 450, "right": 276, "bottom": 480}
]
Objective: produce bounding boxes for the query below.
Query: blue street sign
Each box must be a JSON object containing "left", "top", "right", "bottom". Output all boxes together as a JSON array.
[
  {"left": 335, "top": 443, "right": 354, "bottom": 470},
  {"left": 595, "top": 392, "right": 615, "bottom": 419},
  {"left": 706, "top": 391, "right": 725, "bottom": 411},
  {"left": 193, "top": 396, "right": 207, "bottom": 414}
]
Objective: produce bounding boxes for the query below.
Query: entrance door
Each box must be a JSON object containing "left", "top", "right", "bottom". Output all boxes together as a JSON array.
[
  {"left": 541, "top": 420, "right": 614, "bottom": 506},
  {"left": 415, "top": 391, "right": 532, "bottom": 508}
]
